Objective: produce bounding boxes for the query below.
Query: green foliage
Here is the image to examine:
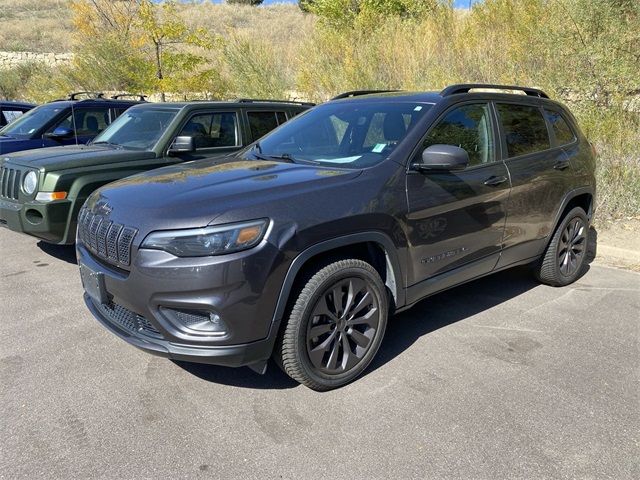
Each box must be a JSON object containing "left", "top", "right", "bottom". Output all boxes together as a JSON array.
[
  {"left": 226, "top": 0, "right": 264, "bottom": 5},
  {"left": 223, "top": 34, "right": 289, "bottom": 98},
  {"left": 306, "top": 0, "right": 439, "bottom": 27},
  {"left": 0, "top": 62, "right": 49, "bottom": 100},
  {"left": 299, "top": 0, "right": 315, "bottom": 12},
  {"left": 66, "top": 0, "right": 222, "bottom": 101}
]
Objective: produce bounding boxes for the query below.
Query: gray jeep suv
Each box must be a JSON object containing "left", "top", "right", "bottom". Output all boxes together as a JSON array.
[{"left": 77, "top": 84, "right": 596, "bottom": 390}]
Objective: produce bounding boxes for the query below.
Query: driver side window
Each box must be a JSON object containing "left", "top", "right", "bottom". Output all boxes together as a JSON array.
[
  {"left": 423, "top": 103, "right": 495, "bottom": 167},
  {"left": 178, "top": 112, "right": 238, "bottom": 150}
]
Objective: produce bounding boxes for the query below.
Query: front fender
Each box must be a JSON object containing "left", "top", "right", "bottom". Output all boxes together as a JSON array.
[{"left": 262, "top": 231, "right": 407, "bottom": 355}]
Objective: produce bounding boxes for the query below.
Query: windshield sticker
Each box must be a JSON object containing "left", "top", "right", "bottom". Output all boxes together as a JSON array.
[
  {"left": 315, "top": 155, "right": 362, "bottom": 164},
  {"left": 414, "top": 106, "right": 423, "bottom": 111},
  {"left": 372, "top": 143, "right": 386, "bottom": 153},
  {"left": 28, "top": 128, "right": 36, "bottom": 134}
]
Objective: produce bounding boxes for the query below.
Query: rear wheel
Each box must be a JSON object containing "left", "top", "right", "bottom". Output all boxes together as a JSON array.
[
  {"left": 535, "top": 206, "right": 589, "bottom": 286},
  {"left": 277, "top": 259, "right": 388, "bottom": 391}
]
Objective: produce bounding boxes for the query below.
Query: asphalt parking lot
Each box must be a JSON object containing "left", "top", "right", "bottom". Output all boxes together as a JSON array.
[{"left": 1, "top": 227, "right": 638, "bottom": 479}]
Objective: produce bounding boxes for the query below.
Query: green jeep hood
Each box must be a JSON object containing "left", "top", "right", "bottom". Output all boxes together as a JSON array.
[{"left": 4, "top": 145, "right": 156, "bottom": 170}]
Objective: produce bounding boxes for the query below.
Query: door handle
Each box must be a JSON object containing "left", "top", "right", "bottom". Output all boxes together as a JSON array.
[
  {"left": 554, "top": 160, "right": 571, "bottom": 170},
  {"left": 483, "top": 175, "right": 508, "bottom": 186}
]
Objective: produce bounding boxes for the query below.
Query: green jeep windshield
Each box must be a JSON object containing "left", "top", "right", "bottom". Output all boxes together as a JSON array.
[
  {"left": 0, "top": 104, "right": 67, "bottom": 137},
  {"left": 91, "top": 108, "right": 178, "bottom": 150},
  {"left": 253, "top": 101, "right": 432, "bottom": 168}
]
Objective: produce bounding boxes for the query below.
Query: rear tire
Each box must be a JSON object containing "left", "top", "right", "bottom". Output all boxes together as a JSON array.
[
  {"left": 535, "top": 206, "right": 589, "bottom": 287},
  {"left": 277, "top": 259, "right": 388, "bottom": 391}
]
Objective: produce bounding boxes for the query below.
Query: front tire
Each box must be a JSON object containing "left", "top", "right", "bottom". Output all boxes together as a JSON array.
[
  {"left": 535, "top": 206, "right": 589, "bottom": 286},
  {"left": 277, "top": 259, "right": 388, "bottom": 391}
]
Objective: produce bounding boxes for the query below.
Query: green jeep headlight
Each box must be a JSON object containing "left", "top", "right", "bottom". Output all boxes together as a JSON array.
[{"left": 22, "top": 171, "right": 38, "bottom": 195}]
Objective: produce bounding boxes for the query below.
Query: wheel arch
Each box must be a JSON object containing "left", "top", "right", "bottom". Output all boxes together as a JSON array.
[
  {"left": 266, "top": 232, "right": 406, "bottom": 348},
  {"left": 546, "top": 186, "right": 594, "bottom": 249}
]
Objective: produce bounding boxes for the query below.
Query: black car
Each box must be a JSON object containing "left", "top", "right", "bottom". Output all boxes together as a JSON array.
[
  {"left": 0, "top": 93, "right": 143, "bottom": 155},
  {"left": 0, "top": 101, "right": 36, "bottom": 128},
  {"left": 77, "top": 84, "right": 596, "bottom": 390}
]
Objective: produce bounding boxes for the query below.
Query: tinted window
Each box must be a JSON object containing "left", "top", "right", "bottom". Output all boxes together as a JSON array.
[
  {"left": 53, "top": 108, "right": 110, "bottom": 136},
  {"left": 248, "top": 111, "right": 286, "bottom": 142},
  {"left": 179, "top": 112, "right": 239, "bottom": 150},
  {"left": 91, "top": 108, "right": 178, "bottom": 150},
  {"left": 497, "top": 104, "right": 550, "bottom": 157},
  {"left": 423, "top": 103, "right": 494, "bottom": 166},
  {"left": 0, "top": 104, "right": 67, "bottom": 137},
  {"left": 544, "top": 109, "right": 575, "bottom": 146},
  {"left": 253, "top": 102, "right": 431, "bottom": 168}
]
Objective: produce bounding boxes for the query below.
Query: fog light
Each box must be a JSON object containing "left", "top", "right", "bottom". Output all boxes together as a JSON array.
[{"left": 160, "top": 307, "right": 228, "bottom": 336}]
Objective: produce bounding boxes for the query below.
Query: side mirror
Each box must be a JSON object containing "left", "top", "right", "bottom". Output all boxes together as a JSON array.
[
  {"left": 168, "top": 136, "right": 195, "bottom": 155},
  {"left": 44, "top": 126, "right": 74, "bottom": 140},
  {"left": 413, "top": 144, "right": 469, "bottom": 172}
]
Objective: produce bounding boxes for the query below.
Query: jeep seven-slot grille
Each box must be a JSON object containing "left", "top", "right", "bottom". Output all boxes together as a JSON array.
[
  {"left": 0, "top": 166, "right": 22, "bottom": 200},
  {"left": 78, "top": 207, "right": 137, "bottom": 266}
]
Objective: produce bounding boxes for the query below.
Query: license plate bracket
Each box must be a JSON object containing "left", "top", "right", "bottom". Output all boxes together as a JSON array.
[{"left": 79, "top": 262, "right": 108, "bottom": 305}]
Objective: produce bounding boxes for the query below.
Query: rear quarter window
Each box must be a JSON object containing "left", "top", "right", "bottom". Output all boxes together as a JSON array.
[
  {"left": 2, "top": 110, "right": 26, "bottom": 124},
  {"left": 544, "top": 109, "right": 576, "bottom": 146},
  {"left": 496, "top": 103, "right": 550, "bottom": 157}
]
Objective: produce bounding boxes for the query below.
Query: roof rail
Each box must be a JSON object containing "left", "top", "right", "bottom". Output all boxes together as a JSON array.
[
  {"left": 331, "top": 90, "right": 400, "bottom": 100},
  {"left": 68, "top": 91, "right": 105, "bottom": 100},
  {"left": 111, "top": 93, "right": 148, "bottom": 102},
  {"left": 235, "top": 98, "right": 315, "bottom": 107},
  {"left": 440, "top": 84, "right": 549, "bottom": 99}
]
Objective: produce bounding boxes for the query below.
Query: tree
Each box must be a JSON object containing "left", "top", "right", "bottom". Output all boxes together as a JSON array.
[
  {"left": 304, "top": 0, "right": 438, "bottom": 27},
  {"left": 299, "top": 0, "right": 316, "bottom": 12},
  {"left": 137, "top": 0, "right": 217, "bottom": 101}
]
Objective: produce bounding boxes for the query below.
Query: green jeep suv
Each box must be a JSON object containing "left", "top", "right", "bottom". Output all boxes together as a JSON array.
[{"left": 0, "top": 99, "right": 312, "bottom": 244}]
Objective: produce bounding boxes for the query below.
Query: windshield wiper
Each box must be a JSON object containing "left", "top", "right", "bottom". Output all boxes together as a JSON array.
[
  {"left": 252, "top": 143, "right": 296, "bottom": 163},
  {"left": 91, "top": 141, "right": 123, "bottom": 149}
]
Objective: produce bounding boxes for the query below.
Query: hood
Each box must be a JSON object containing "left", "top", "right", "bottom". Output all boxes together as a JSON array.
[
  {"left": 3, "top": 145, "right": 155, "bottom": 170},
  {"left": 87, "top": 159, "right": 362, "bottom": 231},
  {"left": 0, "top": 135, "right": 30, "bottom": 155}
]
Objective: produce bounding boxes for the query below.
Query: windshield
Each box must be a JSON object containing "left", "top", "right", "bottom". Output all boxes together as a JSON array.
[
  {"left": 251, "top": 101, "right": 432, "bottom": 168},
  {"left": 0, "top": 104, "right": 67, "bottom": 137},
  {"left": 91, "top": 108, "right": 178, "bottom": 150}
]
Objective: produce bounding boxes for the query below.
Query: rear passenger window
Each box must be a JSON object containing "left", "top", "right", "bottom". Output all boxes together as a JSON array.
[
  {"left": 496, "top": 104, "right": 550, "bottom": 157},
  {"left": 248, "top": 111, "right": 287, "bottom": 142},
  {"left": 423, "top": 103, "right": 495, "bottom": 167},
  {"left": 544, "top": 109, "right": 576, "bottom": 146}
]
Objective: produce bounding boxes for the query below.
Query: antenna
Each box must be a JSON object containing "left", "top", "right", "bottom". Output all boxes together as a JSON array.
[{"left": 70, "top": 102, "right": 79, "bottom": 146}]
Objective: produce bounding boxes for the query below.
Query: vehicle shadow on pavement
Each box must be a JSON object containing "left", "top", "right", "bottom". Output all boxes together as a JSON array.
[
  {"left": 37, "top": 241, "right": 77, "bottom": 265},
  {"left": 173, "top": 359, "right": 299, "bottom": 390},
  {"left": 366, "top": 265, "right": 542, "bottom": 377},
  {"left": 174, "top": 265, "right": 544, "bottom": 390}
]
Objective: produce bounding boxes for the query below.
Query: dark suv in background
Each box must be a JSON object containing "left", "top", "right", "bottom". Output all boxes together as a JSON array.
[
  {"left": 77, "top": 84, "right": 596, "bottom": 390},
  {"left": 0, "top": 99, "right": 311, "bottom": 244},
  {"left": 0, "top": 92, "right": 143, "bottom": 155},
  {"left": 0, "top": 101, "right": 36, "bottom": 128}
]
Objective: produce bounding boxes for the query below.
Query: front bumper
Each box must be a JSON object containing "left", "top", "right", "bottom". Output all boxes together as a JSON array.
[
  {"left": 85, "top": 294, "right": 275, "bottom": 368},
  {"left": 0, "top": 197, "right": 72, "bottom": 243},
  {"left": 77, "top": 239, "right": 287, "bottom": 368}
]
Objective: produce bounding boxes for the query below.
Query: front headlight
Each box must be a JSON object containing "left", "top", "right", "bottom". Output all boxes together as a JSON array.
[
  {"left": 22, "top": 171, "right": 38, "bottom": 195},
  {"left": 141, "top": 219, "right": 269, "bottom": 257}
]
